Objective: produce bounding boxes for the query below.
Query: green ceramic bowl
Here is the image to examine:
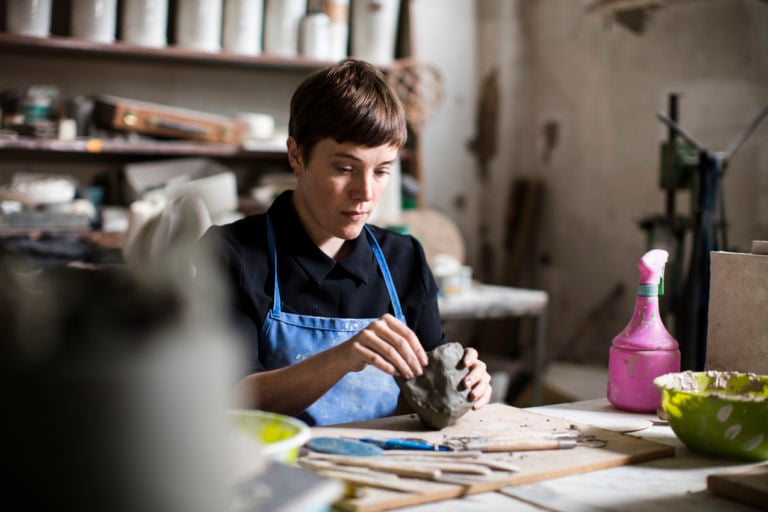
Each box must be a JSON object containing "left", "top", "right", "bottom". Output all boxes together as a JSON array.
[
  {"left": 654, "top": 371, "right": 768, "bottom": 461},
  {"left": 230, "top": 410, "right": 311, "bottom": 463}
]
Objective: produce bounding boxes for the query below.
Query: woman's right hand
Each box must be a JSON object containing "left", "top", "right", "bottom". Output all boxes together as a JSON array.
[{"left": 344, "top": 313, "right": 428, "bottom": 379}]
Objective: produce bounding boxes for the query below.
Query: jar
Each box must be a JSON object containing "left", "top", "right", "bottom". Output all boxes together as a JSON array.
[
  {"left": 350, "top": 0, "right": 400, "bottom": 65},
  {"left": 176, "top": 0, "right": 223, "bottom": 53},
  {"left": 324, "top": 0, "right": 349, "bottom": 61},
  {"left": 223, "top": 0, "right": 263, "bottom": 56},
  {"left": 300, "top": 11, "right": 331, "bottom": 61},
  {"left": 122, "top": 0, "right": 169, "bottom": 48},
  {"left": 263, "top": 0, "right": 306, "bottom": 57},
  {"left": 5, "top": 0, "right": 52, "bottom": 38},
  {"left": 71, "top": 0, "right": 118, "bottom": 44}
]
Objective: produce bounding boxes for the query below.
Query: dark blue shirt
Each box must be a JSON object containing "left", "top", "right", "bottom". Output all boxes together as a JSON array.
[{"left": 198, "top": 190, "right": 446, "bottom": 373}]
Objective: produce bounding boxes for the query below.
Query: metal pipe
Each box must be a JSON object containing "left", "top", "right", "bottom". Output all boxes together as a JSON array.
[{"left": 656, "top": 111, "right": 707, "bottom": 153}]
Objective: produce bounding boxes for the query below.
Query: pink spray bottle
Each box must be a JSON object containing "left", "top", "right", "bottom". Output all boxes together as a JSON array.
[{"left": 607, "top": 249, "right": 680, "bottom": 412}]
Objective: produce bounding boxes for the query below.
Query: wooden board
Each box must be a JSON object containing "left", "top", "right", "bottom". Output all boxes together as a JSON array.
[
  {"left": 707, "top": 464, "right": 768, "bottom": 510},
  {"left": 310, "top": 403, "right": 674, "bottom": 511}
]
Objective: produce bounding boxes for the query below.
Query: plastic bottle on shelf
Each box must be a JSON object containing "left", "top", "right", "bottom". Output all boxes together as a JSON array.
[
  {"left": 300, "top": 10, "right": 332, "bottom": 61},
  {"left": 263, "top": 0, "right": 306, "bottom": 58},
  {"left": 607, "top": 249, "right": 681, "bottom": 412}
]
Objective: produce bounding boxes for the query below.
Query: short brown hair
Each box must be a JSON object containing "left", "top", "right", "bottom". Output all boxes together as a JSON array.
[{"left": 289, "top": 59, "right": 407, "bottom": 164}]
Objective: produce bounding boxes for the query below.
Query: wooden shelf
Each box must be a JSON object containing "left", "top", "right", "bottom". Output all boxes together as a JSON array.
[
  {"left": 0, "top": 137, "right": 288, "bottom": 159},
  {"left": 0, "top": 32, "right": 335, "bottom": 71},
  {"left": 0, "top": 137, "right": 420, "bottom": 163}
]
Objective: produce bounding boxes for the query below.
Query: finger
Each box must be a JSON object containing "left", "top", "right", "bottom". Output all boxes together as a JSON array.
[
  {"left": 462, "top": 346, "right": 479, "bottom": 367},
  {"left": 354, "top": 329, "right": 417, "bottom": 379},
  {"left": 372, "top": 316, "right": 427, "bottom": 372},
  {"left": 351, "top": 341, "right": 400, "bottom": 377},
  {"left": 462, "top": 358, "right": 487, "bottom": 389},
  {"left": 468, "top": 371, "right": 492, "bottom": 406},
  {"left": 379, "top": 314, "right": 428, "bottom": 366},
  {"left": 471, "top": 381, "right": 492, "bottom": 410}
]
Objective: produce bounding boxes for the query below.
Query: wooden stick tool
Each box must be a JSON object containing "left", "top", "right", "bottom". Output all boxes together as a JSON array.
[{"left": 447, "top": 436, "right": 578, "bottom": 452}]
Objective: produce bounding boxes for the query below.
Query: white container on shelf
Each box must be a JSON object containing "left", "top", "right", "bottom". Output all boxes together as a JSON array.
[
  {"left": 6, "top": 0, "right": 52, "bottom": 38},
  {"left": 350, "top": 0, "right": 400, "bottom": 65},
  {"left": 122, "top": 0, "right": 169, "bottom": 48},
  {"left": 236, "top": 112, "right": 275, "bottom": 141},
  {"left": 263, "top": 0, "right": 306, "bottom": 58},
  {"left": 222, "top": 0, "right": 263, "bottom": 55},
  {"left": 176, "top": 0, "right": 224, "bottom": 53},
  {"left": 299, "top": 11, "right": 331, "bottom": 61},
  {"left": 324, "top": 0, "right": 349, "bottom": 61},
  {"left": 71, "top": 0, "right": 118, "bottom": 44}
]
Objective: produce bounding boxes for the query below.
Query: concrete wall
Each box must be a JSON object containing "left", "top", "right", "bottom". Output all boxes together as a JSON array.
[
  {"left": 417, "top": 0, "right": 768, "bottom": 364},
  {"left": 3, "top": 0, "right": 766, "bottom": 366}
]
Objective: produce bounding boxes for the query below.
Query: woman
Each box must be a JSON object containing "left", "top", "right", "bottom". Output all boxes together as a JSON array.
[{"left": 200, "top": 59, "right": 491, "bottom": 426}]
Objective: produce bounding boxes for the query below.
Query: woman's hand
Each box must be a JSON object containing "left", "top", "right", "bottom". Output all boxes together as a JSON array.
[
  {"left": 461, "top": 347, "right": 492, "bottom": 410},
  {"left": 344, "top": 313, "right": 428, "bottom": 379}
]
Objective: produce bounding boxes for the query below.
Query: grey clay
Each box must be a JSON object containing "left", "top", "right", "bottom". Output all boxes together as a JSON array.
[{"left": 395, "top": 342, "right": 473, "bottom": 429}]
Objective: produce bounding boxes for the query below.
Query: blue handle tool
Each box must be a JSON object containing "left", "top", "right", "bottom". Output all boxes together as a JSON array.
[{"left": 359, "top": 437, "right": 453, "bottom": 451}]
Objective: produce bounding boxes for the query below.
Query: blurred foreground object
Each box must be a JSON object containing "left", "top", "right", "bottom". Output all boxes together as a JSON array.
[{"left": 0, "top": 204, "right": 247, "bottom": 511}]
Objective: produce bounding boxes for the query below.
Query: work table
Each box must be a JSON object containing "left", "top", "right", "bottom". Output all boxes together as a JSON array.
[{"left": 310, "top": 399, "right": 764, "bottom": 511}]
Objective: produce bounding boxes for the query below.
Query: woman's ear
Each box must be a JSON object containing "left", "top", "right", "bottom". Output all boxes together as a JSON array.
[{"left": 287, "top": 137, "right": 302, "bottom": 175}]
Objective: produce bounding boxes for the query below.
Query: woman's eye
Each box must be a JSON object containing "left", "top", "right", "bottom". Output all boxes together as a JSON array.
[
  {"left": 375, "top": 168, "right": 392, "bottom": 177},
  {"left": 335, "top": 166, "right": 353, "bottom": 173}
]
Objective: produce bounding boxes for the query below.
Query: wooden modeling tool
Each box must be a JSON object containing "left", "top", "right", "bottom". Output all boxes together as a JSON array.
[{"left": 445, "top": 436, "right": 578, "bottom": 452}]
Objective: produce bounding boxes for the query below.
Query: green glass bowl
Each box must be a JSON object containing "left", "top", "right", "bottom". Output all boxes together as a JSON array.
[
  {"left": 654, "top": 371, "right": 768, "bottom": 461},
  {"left": 230, "top": 410, "right": 311, "bottom": 463}
]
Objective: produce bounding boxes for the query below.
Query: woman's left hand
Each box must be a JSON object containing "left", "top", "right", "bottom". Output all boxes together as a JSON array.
[{"left": 461, "top": 347, "right": 492, "bottom": 410}]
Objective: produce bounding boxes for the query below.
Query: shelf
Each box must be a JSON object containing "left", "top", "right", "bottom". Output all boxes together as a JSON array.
[
  {"left": 0, "top": 138, "right": 417, "bottom": 162},
  {"left": 0, "top": 137, "right": 287, "bottom": 158},
  {"left": 0, "top": 32, "right": 335, "bottom": 71}
]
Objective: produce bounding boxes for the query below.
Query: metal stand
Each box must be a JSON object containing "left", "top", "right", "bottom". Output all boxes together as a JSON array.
[{"left": 640, "top": 94, "right": 768, "bottom": 370}]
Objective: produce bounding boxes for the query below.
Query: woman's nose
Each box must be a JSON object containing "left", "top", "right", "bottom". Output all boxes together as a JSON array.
[{"left": 353, "top": 173, "right": 375, "bottom": 202}]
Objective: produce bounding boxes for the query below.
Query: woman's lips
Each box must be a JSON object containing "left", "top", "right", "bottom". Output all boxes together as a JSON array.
[{"left": 343, "top": 210, "right": 367, "bottom": 221}]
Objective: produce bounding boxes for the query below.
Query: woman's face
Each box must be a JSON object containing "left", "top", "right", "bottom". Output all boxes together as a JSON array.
[{"left": 289, "top": 137, "right": 398, "bottom": 256}]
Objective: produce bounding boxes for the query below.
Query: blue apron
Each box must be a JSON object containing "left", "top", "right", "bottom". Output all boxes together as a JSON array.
[{"left": 260, "top": 214, "right": 404, "bottom": 426}]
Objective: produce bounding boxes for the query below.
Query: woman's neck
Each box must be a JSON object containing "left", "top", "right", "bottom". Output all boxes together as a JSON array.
[{"left": 291, "top": 193, "right": 348, "bottom": 260}]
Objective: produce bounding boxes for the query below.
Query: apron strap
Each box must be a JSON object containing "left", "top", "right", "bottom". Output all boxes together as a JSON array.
[
  {"left": 265, "top": 213, "right": 282, "bottom": 315},
  {"left": 364, "top": 225, "right": 405, "bottom": 323},
  {"left": 265, "top": 213, "right": 405, "bottom": 322}
]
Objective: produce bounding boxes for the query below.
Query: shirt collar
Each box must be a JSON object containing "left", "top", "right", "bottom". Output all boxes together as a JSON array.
[{"left": 268, "top": 190, "right": 374, "bottom": 285}]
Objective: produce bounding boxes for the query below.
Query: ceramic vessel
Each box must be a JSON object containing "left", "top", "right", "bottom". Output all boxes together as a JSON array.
[
  {"left": 223, "top": 0, "right": 263, "bottom": 55},
  {"left": 122, "top": 0, "right": 169, "bottom": 48},
  {"left": 6, "top": 0, "right": 52, "bottom": 37},
  {"left": 263, "top": 0, "right": 306, "bottom": 57},
  {"left": 655, "top": 371, "right": 768, "bottom": 461},
  {"left": 350, "top": 0, "right": 400, "bottom": 65},
  {"left": 71, "top": 0, "right": 118, "bottom": 44},
  {"left": 176, "top": 0, "right": 223, "bottom": 52}
]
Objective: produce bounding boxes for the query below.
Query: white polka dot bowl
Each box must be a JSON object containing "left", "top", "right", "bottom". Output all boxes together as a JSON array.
[{"left": 654, "top": 371, "right": 767, "bottom": 461}]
